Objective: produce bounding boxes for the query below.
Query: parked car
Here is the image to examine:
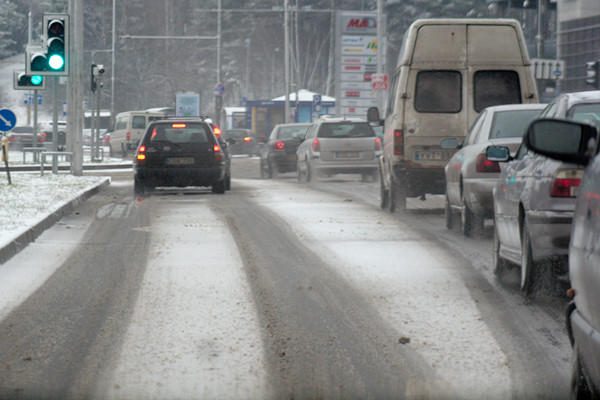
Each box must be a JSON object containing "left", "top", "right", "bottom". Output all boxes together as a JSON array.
[
  {"left": 368, "top": 18, "right": 539, "bottom": 212},
  {"left": 445, "top": 104, "right": 545, "bottom": 236},
  {"left": 6, "top": 126, "right": 46, "bottom": 149},
  {"left": 518, "top": 118, "right": 600, "bottom": 400},
  {"left": 222, "top": 129, "right": 258, "bottom": 156},
  {"left": 133, "top": 119, "right": 230, "bottom": 196},
  {"left": 259, "top": 123, "right": 311, "bottom": 178},
  {"left": 296, "top": 118, "right": 380, "bottom": 182},
  {"left": 487, "top": 139, "right": 584, "bottom": 295}
]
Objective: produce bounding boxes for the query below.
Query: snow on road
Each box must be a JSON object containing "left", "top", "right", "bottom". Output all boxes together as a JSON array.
[
  {"left": 101, "top": 197, "right": 268, "bottom": 400},
  {"left": 243, "top": 178, "right": 511, "bottom": 399}
]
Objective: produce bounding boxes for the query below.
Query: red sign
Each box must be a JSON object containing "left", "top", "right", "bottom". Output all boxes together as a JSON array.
[
  {"left": 345, "top": 91, "right": 361, "bottom": 97},
  {"left": 346, "top": 18, "right": 376, "bottom": 30},
  {"left": 371, "top": 73, "right": 389, "bottom": 90}
]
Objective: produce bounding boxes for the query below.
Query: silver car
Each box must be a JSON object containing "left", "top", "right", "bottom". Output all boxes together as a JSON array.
[
  {"left": 487, "top": 92, "right": 600, "bottom": 295},
  {"left": 296, "top": 118, "right": 381, "bottom": 182},
  {"left": 445, "top": 104, "right": 545, "bottom": 237}
]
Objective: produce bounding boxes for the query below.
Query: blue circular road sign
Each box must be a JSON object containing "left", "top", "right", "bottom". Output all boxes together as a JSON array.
[{"left": 0, "top": 109, "right": 17, "bottom": 132}]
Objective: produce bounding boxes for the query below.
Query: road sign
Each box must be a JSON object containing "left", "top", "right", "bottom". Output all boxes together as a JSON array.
[
  {"left": 531, "top": 58, "right": 565, "bottom": 80},
  {"left": 312, "top": 94, "right": 322, "bottom": 112},
  {"left": 0, "top": 109, "right": 17, "bottom": 132},
  {"left": 214, "top": 82, "right": 225, "bottom": 96},
  {"left": 176, "top": 92, "right": 201, "bottom": 117},
  {"left": 371, "top": 73, "right": 389, "bottom": 90}
]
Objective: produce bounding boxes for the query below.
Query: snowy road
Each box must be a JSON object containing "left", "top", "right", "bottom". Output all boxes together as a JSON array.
[{"left": 0, "top": 159, "right": 570, "bottom": 399}]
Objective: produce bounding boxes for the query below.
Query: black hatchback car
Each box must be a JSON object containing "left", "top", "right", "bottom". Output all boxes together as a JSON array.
[
  {"left": 134, "top": 119, "right": 230, "bottom": 195},
  {"left": 259, "top": 123, "right": 311, "bottom": 178}
]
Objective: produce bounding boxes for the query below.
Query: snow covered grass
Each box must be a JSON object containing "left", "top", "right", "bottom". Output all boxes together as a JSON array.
[{"left": 0, "top": 173, "right": 108, "bottom": 249}]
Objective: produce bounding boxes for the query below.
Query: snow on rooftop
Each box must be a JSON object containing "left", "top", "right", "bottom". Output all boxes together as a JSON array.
[{"left": 272, "top": 89, "right": 335, "bottom": 102}]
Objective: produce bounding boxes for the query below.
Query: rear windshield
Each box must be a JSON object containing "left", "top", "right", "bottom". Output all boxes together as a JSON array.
[
  {"left": 474, "top": 71, "right": 521, "bottom": 112},
  {"left": 147, "top": 123, "right": 211, "bottom": 144},
  {"left": 318, "top": 122, "right": 375, "bottom": 138},
  {"left": 567, "top": 103, "right": 600, "bottom": 127},
  {"left": 277, "top": 125, "right": 310, "bottom": 139},
  {"left": 415, "top": 70, "right": 462, "bottom": 113},
  {"left": 132, "top": 116, "right": 146, "bottom": 129},
  {"left": 490, "top": 109, "right": 541, "bottom": 139},
  {"left": 224, "top": 130, "right": 250, "bottom": 139}
]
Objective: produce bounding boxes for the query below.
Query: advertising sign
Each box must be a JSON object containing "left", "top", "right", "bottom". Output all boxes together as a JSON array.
[{"left": 176, "top": 92, "right": 200, "bottom": 117}]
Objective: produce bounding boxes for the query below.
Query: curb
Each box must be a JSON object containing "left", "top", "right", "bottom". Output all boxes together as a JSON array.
[{"left": 0, "top": 178, "right": 111, "bottom": 265}]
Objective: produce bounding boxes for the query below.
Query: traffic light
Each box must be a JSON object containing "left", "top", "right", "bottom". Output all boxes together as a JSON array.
[
  {"left": 13, "top": 71, "right": 45, "bottom": 90},
  {"left": 26, "top": 14, "right": 69, "bottom": 76},
  {"left": 91, "top": 64, "right": 105, "bottom": 93},
  {"left": 585, "top": 61, "right": 600, "bottom": 89}
]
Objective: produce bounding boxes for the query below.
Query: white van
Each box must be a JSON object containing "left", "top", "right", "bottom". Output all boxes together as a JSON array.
[
  {"left": 368, "top": 19, "right": 539, "bottom": 212},
  {"left": 111, "top": 111, "right": 166, "bottom": 156}
]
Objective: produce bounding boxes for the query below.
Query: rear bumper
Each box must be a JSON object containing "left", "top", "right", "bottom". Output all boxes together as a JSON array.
[
  {"left": 270, "top": 152, "right": 298, "bottom": 172},
  {"left": 569, "top": 307, "right": 600, "bottom": 394},
  {"left": 463, "top": 178, "right": 496, "bottom": 218},
  {"left": 312, "top": 158, "right": 378, "bottom": 175},
  {"left": 135, "top": 166, "right": 225, "bottom": 187},
  {"left": 526, "top": 210, "right": 573, "bottom": 261},
  {"left": 393, "top": 164, "right": 445, "bottom": 196}
]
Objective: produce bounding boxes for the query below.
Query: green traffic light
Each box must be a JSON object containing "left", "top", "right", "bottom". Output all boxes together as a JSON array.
[
  {"left": 48, "top": 54, "right": 65, "bottom": 71},
  {"left": 30, "top": 75, "right": 43, "bottom": 86}
]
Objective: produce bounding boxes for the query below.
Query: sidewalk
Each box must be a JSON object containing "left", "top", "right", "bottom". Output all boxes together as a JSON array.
[{"left": 0, "top": 173, "right": 110, "bottom": 264}]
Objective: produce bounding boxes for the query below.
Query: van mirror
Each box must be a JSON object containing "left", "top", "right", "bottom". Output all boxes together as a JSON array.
[
  {"left": 523, "top": 118, "right": 597, "bottom": 166},
  {"left": 486, "top": 145, "right": 511, "bottom": 162},
  {"left": 367, "top": 107, "right": 382, "bottom": 125},
  {"left": 440, "top": 137, "right": 460, "bottom": 150}
]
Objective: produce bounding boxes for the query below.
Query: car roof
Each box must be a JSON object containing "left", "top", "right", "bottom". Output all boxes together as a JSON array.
[
  {"left": 276, "top": 123, "right": 312, "bottom": 127},
  {"left": 483, "top": 104, "right": 547, "bottom": 113},
  {"left": 318, "top": 117, "right": 366, "bottom": 123},
  {"left": 561, "top": 90, "right": 600, "bottom": 107}
]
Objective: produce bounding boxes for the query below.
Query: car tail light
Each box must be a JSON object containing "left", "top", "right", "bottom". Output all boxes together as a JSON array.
[
  {"left": 312, "top": 137, "right": 320, "bottom": 152},
  {"left": 136, "top": 145, "right": 146, "bottom": 162},
  {"left": 38, "top": 132, "right": 46, "bottom": 143},
  {"left": 126, "top": 131, "right": 131, "bottom": 141},
  {"left": 103, "top": 134, "right": 111, "bottom": 144},
  {"left": 393, "top": 129, "right": 404, "bottom": 156},
  {"left": 476, "top": 153, "right": 501, "bottom": 173},
  {"left": 274, "top": 140, "right": 285, "bottom": 151},
  {"left": 375, "top": 137, "right": 382, "bottom": 151},
  {"left": 551, "top": 169, "right": 583, "bottom": 198},
  {"left": 243, "top": 136, "right": 253, "bottom": 143},
  {"left": 213, "top": 126, "right": 222, "bottom": 137},
  {"left": 213, "top": 143, "right": 223, "bottom": 161}
]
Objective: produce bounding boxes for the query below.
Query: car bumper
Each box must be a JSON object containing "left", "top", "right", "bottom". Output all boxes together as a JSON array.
[
  {"left": 135, "top": 166, "right": 225, "bottom": 187},
  {"left": 526, "top": 210, "right": 573, "bottom": 260},
  {"left": 569, "top": 307, "right": 600, "bottom": 393},
  {"left": 463, "top": 178, "right": 496, "bottom": 218},
  {"left": 270, "top": 153, "right": 298, "bottom": 172},
  {"left": 312, "top": 158, "right": 378, "bottom": 175},
  {"left": 393, "top": 165, "right": 446, "bottom": 196}
]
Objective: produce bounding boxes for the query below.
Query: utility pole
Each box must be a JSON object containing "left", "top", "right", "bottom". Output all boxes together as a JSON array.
[
  {"left": 284, "top": 0, "right": 290, "bottom": 123},
  {"left": 536, "top": 0, "right": 545, "bottom": 58},
  {"left": 376, "top": 0, "right": 385, "bottom": 112},
  {"left": 215, "top": 0, "right": 223, "bottom": 126},
  {"left": 68, "top": 0, "right": 84, "bottom": 175},
  {"left": 111, "top": 0, "right": 116, "bottom": 121}
]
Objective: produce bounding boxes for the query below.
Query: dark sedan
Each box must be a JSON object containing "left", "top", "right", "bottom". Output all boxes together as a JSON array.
[
  {"left": 259, "top": 123, "right": 311, "bottom": 178},
  {"left": 222, "top": 129, "right": 258, "bottom": 156}
]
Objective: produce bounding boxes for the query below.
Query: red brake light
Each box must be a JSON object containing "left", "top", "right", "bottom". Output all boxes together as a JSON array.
[
  {"left": 136, "top": 145, "right": 146, "bottom": 161},
  {"left": 551, "top": 170, "right": 583, "bottom": 198},
  {"left": 312, "top": 137, "right": 320, "bottom": 152},
  {"left": 274, "top": 140, "right": 286, "bottom": 151},
  {"left": 476, "top": 153, "right": 501, "bottom": 173},
  {"left": 375, "top": 137, "right": 382, "bottom": 151},
  {"left": 213, "top": 143, "right": 223, "bottom": 161},
  {"left": 243, "top": 136, "right": 253, "bottom": 143},
  {"left": 393, "top": 129, "right": 404, "bottom": 156},
  {"left": 172, "top": 123, "right": 187, "bottom": 129}
]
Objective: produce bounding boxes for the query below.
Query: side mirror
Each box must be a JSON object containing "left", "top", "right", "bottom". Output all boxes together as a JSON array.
[
  {"left": 367, "top": 107, "right": 383, "bottom": 125},
  {"left": 523, "top": 118, "right": 598, "bottom": 166},
  {"left": 440, "top": 137, "right": 461, "bottom": 150},
  {"left": 486, "top": 145, "right": 512, "bottom": 162}
]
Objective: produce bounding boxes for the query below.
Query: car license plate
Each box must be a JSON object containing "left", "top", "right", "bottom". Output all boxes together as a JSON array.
[
  {"left": 336, "top": 151, "right": 359, "bottom": 159},
  {"left": 166, "top": 157, "right": 194, "bottom": 165},
  {"left": 415, "top": 151, "right": 443, "bottom": 161}
]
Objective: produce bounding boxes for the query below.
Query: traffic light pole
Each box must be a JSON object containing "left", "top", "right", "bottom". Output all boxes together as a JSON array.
[
  {"left": 32, "top": 89, "right": 39, "bottom": 151},
  {"left": 52, "top": 76, "right": 59, "bottom": 174}
]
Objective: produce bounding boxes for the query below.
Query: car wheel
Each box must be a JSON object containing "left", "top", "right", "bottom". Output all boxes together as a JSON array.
[
  {"left": 212, "top": 179, "right": 226, "bottom": 194},
  {"left": 493, "top": 226, "right": 510, "bottom": 277},
  {"left": 571, "top": 348, "right": 594, "bottom": 400},
  {"left": 225, "top": 174, "right": 231, "bottom": 191},
  {"left": 270, "top": 162, "right": 278, "bottom": 179},
  {"left": 134, "top": 176, "right": 145, "bottom": 196},
  {"left": 379, "top": 169, "right": 389, "bottom": 210},
  {"left": 121, "top": 143, "right": 127, "bottom": 158},
  {"left": 520, "top": 221, "right": 538, "bottom": 295},
  {"left": 445, "top": 195, "right": 455, "bottom": 230},
  {"left": 305, "top": 160, "right": 312, "bottom": 182},
  {"left": 461, "top": 202, "right": 483, "bottom": 238},
  {"left": 388, "top": 177, "right": 397, "bottom": 213}
]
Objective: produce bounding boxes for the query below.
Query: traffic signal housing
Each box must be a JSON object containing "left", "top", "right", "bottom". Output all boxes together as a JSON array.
[
  {"left": 26, "top": 14, "right": 69, "bottom": 76},
  {"left": 91, "top": 64, "right": 105, "bottom": 93},
  {"left": 13, "top": 71, "right": 45, "bottom": 90},
  {"left": 585, "top": 61, "right": 600, "bottom": 89}
]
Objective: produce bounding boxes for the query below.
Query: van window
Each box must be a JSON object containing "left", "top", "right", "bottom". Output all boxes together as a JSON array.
[
  {"left": 132, "top": 116, "right": 146, "bottom": 129},
  {"left": 415, "top": 71, "right": 462, "bottom": 113},
  {"left": 386, "top": 73, "right": 399, "bottom": 115},
  {"left": 474, "top": 71, "right": 521, "bottom": 112},
  {"left": 115, "top": 117, "right": 127, "bottom": 130}
]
